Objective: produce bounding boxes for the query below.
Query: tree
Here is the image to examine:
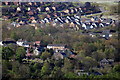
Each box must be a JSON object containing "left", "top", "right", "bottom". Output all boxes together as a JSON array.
[
  {"left": 40, "top": 51, "right": 51, "bottom": 60},
  {"left": 18, "top": 64, "right": 30, "bottom": 78},
  {"left": 16, "top": 47, "right": 26, "bottom": 62},
  {"left": 41, "top": 62, "right": 50, "bottom": 77},
  {"left": 33, "top": 63, "right": 42, "bottom": 70},
  {"left": 85, "top": 2, "right": 91, "bottom": 8},
  {"left": 2, "top": 60, "right": 12, "bottom": 79},
  {"left": 61, "top": 58, "right": 73, "bottom": 73},
  {"left": 81, "top": 43, "right": 97, "bottom": 56},
  {"left": 64, "top": 72, "right": 78, "bottom": 78},
  {"left": 10, "top": 31, "right": 19, "bottom": 41},
  {"left": 113, "top": 64, "right": 120, "bottom": 73},
  {"left": 2, "top": 47, "right": 15, "bottom": 60},
  {"left": 11, "top": 61, "right": 21, "bottom": 78},
  {"left": 50, "top": 66, "right": 63, "bottom": 78},
  {"left": 91, "top": 49, "right": 106, "bottom": 61},
  {"left": 81, "top": 56, "right": 98, "bottom": 70},
  {"left": 104, "top": 48, "right": 115, "bottom": 59},
  {"left": 54, "top": 59, "right": 63, "bottom": 67}
]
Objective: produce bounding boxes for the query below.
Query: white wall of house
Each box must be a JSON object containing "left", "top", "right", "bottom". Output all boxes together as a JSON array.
[
  {"left": 102, "top": 35, "right": 106, "bottom": 37},
  {"left": 23, "top": 44, "right": 29, "bottom": 48},
  {"left": 109, "top": 34, "right": 112, "bottom": 37},
  {"left": 47, "top": 46, "right": 53, "bottom": 49},
  {"left": 90, "top": 25, "right": 94, "bottom": 29},
  {"left": 16, "top": 41, "right": 24, "bottom": 46},
  {"left": 0, "top": 41, "right": 3, "bottom": 46},
  {"left": 99, "top": 23, "right": 104, "bottom": 27},
  {"left": 17, "top": 7, "right": 21, "bottom": 11},
  {"left": 82, "top": 23, "right": 87, "bottom": 29},
  {"left": 33, "top": 48, "right": 40, "bottom": 56}
]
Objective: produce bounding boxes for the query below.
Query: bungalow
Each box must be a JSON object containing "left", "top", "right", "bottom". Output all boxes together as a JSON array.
[
  {"left": 11, "top": 22, "right": 17, "bottom": 27},
  {"left": 82, "top": 23, "right": 92, "bottom": 30},
  {"left": 28, "top": 7, "right": 31, "bottom": 11},
  {"left": 13, "top": 2, "right": 19, "bottom": 6},
  {"left": 19, "top": 20, "right": 25, "bottom": 25},
  {"left": 47, "top": 44, "right": 66, "bottom": 50},
  {"left": 52, "top": 6, "right": 56, "bottom": 11},
  {"left": 45, "top": 7, "right": 50, "bottom": 12},
  {"left": 91, "top": 22, "right": 99, "bottom": 28},
  {"left": 27, "top": 11, "right": 34, "bottom": 16},
  {"left": 74, "top": 15, "right": 80, "bottom": 19},
  {"left": 99, "top": 23, "right": 105, "bottom": 27},
  {"left": 70, "top": 9, "right": 74, "bottom": 14},
  {"left": 44, "top": 18, "right": 50, "bottom": 23},
  {"left": 70, "top": 22, "right": 76, "bottom": 28},
  {"left": 2, "top": 16, "right": 9, "bottom": 20},
  {"left": 89, "top": 33, "right": 96, "bottom": 37},
  {"left": 37, "top": 7, "right": 41, "bottom": 11},
  {"left": 101, "top": 33, "right": 112, "bottom": 39},
  {"left": 63, "top": 9, "right": 69, "bottom": 14},
  {"left": 67, "top": 16, "right": 72, "bottom": 22},
  {"left": 31, "top": 19, "right": 37, "bottom": 24},
  {"left": 102, "top": 18, "right": 113, "bottom": 25}
]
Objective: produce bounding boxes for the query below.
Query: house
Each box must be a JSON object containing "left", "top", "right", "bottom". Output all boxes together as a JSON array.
[
  {"left": 107, "top": 59, "right": 114, "bottom": 64},
  {"left": 53, "top": 52, "right": 64, "bottom": 60},
  {"left": 90, "top": 71, "right": 103, "bottom": 75},
  {"left": 99, "top": 23, "right": 105, "bottom": 27},
  {"left": 102, "top": 18, "right": 113, "bottom": 25},
  {"left": 60, "top": 52, "right": 67, "bottom": 57},
  {"left": 33, "top": 47, "right": 41, "bottom": 56},
  {"left": 2, "top": 40, "right": 16, "bottom": 45},
  {"left": 47, "top": 44, "right": 66, "bottom": 50},
  {"left": 69, "top": 54, "right": 76, "bottom": 59},
  {"left": 82, "top": 23, "right": 92, "bottom": 30},
  {"left": 2, "top": 16, "right": 9, "bottom": 20},
  {"left": 31, "top": 19, "right": 37, "bottom": 24},
  {"left": 22, "top": 42, "right": 30, "bottom": 48},
  {"left": 101, "top": 33, "right": 112, "bottom": 39},
  {"left": 17, "top": 7, "right": 21, "bottom": 12},
  {"left": 11, "top": 22, "right": 17, "bottom": 27},
  {"left": 0, "top": 41, "right": 3, "bottom": 46},
  {"left": 26, "top": 48, "right": 33, "bottom": 57},
  {"left": 63, "top": 9, "right": 69, "bottom": 14},
  {"left": 45, "top": 7, "right": 50, "bottom": 12},
  {"left": 16, "top": 39, "right": 24, "bottom": 46},
  {"left": 100, "top": 58, "right": 109, "bottom": 66},
  {"left": 89, "top": 33, "right": 96, "bottom": 37},
  {"left": 52, "top": 6, "right": 56, "bottom": 11},
  {"left": 100, "top": 58, "right": 114, "bottom": 68},
  {"left": 91, "top": 16, "right": 102, "bottom": 23},
  {"left": 76, "top": 70, "right": 89, "bottom": 76},
  {"left": 34, "top": 41, "right": 41, "bottom": 46}
]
